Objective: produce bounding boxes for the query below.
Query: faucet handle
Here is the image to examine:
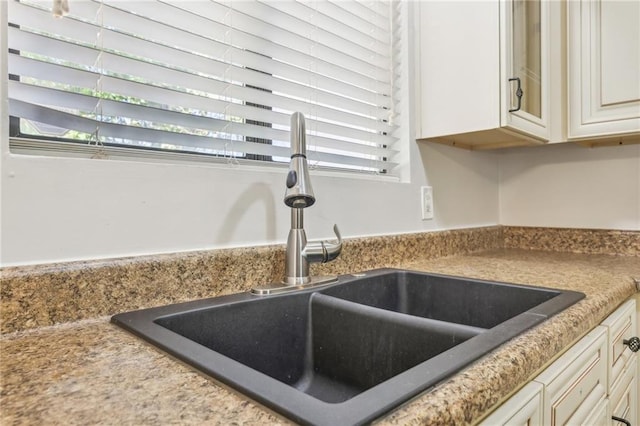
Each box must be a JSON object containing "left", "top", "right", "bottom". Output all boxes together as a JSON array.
[
  {"left": 303, "top": 224, "right": 343, "bottom": 264},
  {"left": 324, "top": 224, "right": 343, "bottom": 262},
  {"left": 331, "top": 224, "right": 342, "bottom": 244}
]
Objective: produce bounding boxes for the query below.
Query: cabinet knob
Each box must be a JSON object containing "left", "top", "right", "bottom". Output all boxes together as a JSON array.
[
  {"left": 612, "top": 416, "right": 631, "bottom": 426},
  {"left": 623, "top": 336, "right": 640, "bottom": 352}
]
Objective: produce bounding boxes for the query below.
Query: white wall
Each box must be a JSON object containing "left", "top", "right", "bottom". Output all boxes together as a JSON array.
[
  {"left": 4, "top": 136, "right": 638, "bottom": 267},
  {"left": 0, "top": 140, "right": 501, "bottom": 267},
  {"left": 499, "top": 143, "right": 640, "bottom": 230}
]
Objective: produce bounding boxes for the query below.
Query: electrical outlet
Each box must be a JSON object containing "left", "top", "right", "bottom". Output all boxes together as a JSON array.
[{"left": 421, "top": 186, "right": 434, "bottom": 220}]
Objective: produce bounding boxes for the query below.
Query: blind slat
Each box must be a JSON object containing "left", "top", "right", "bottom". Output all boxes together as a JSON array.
[
  {"left": 347, "top": 1, "right": 391, "bottom": 27},
  {"left": 10, "top": 0, "right": 392, "bottom": 94},
  {"left": 100, "top": 2, "right": 393, "bottom": 92},
  {"left": 17, "top": 65, "right": 398, "bottom": 141},
  {"left": 160, "top": 1, "right": 391, "bottom": 82},
  {"left": 311, "top": 1, "right": 390, "bottom": 43},
  {"left": 9, "top": 28, "right": 391, "bottom": 118},
  {"left": 97, "top": 0, "right": 388, "bottom": 77},
  {"left": 229, "top": 0, "right": 389, "bottom": 67},
  {"left": 11, "top": 49, "right": 393, "bottom": 132},
  {"left": 10, "top": 27, "right": 393, "bottom": 118},
  {"left": 9, "top": 54, "right": 398, "bottom": 138},
  {"left": 11, "top": 80, "right": 397, "bottom": 157},
  {"left": 322, "top": 1, "right": 390, "bottom": 33},
  {"left": 10, "top": 99, "right": 395, "bottom": 170}
]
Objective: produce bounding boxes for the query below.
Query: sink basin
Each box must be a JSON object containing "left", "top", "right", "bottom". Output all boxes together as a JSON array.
[
  {"left": 320, "top": 271, "right": 565, "bottom": 329},
  {"left": 112, "top": 268, "right": 584, "bottom": 425}
]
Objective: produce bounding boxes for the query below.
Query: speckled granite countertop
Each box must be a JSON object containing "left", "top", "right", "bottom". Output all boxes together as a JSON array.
[{"left": 2, "top": 248, "right": 639, "bottom": 426}]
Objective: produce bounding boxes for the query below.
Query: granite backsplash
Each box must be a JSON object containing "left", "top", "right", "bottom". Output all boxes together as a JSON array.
[{"left": 2, "top": 225, "right": 638, "bottom": 334}]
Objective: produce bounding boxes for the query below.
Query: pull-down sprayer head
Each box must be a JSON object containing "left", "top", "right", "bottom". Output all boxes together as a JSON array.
[{"left": 284, "top": 112, "right": 315, "bottom": 208}]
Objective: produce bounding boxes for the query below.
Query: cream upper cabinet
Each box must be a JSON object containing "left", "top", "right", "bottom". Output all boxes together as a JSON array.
[
  {"left": 568, "top": 0, "right": 640, "bottom": 141},
  {"left": 416, "top": 0, "right": 550, "bottom": 149}
]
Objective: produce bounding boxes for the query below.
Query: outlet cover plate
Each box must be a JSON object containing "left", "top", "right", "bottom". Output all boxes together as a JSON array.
[{"left": 421, "top": 186, "right": 434, "bottom": 220}]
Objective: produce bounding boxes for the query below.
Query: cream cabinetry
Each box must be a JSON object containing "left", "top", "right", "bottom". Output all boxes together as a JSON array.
[
  {"left": 416, "top": 0, "right": 550, "bottom": 149},
  {"left": 479, "top": 382, "right": 543, "bottom": 425},
  {"left": 603, "top": 300, "right": 638, "bottom": 426},
  {"left": 611, "top": 364, "right": 637, "bottom": 426},
  {"left": 535, "top": 326, "right": 608, "bottom": 425},
  {"left": 479, "top": 299, "right": 638, "bottom": 426},
  {"left": 568, "top": 0, "right": 640, "bottom": 143},
  {"left": 417, "top": 0, "right": 640, "bottom": 150}
]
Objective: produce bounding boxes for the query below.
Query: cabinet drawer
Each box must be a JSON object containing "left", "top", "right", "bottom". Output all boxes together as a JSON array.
[
  {"left": 534, "top": 326, "right": 607, "bottom": 426},
  {"left": 601, "top": 299, "right": 637, "bottom": 390},
  {"left": 479, "top": 381, "right": 543, "bottom": 426}
]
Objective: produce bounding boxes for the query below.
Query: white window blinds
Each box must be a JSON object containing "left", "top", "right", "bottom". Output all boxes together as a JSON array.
[{"left": 7, "top": 0, "right": 400, "bottom": 174}]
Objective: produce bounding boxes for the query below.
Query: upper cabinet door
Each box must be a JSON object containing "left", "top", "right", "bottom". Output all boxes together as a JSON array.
[
  {"left": 568, "top": 0, "right": 640, "bottom": 140},
  {"left": 417, "top": 0, "right": 550, "bottom": 149},
  {"left": 501, "top": 0, "right": 550, "bottom": 140}
]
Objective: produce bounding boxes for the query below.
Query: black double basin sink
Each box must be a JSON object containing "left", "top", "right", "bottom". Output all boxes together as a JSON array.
[{"left": 112, "top": 268, "right": 584, "bottom": 425}]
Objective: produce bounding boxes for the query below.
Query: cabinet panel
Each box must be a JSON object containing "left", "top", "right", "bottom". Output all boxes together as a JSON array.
[
  {"left": 568, "top": 0, "right": 640, "bottom": 139},
  {"left": 535, "top": 326, "right": 607, "bottom": 426},
  {"left": 501, "top": 0, "right": 549, "bottom": 140},
  {"left": 418, "top": 1, "right": 500, "bottom": 139},
  {"left": 600, "top": 1, "right": 640, "bottom": 106},
  {"left": 609, "top": 297, "right": 638, "bottom": 426},
  {"left": 479, "top": 381, "right": 543, "bottom": 426},
  {"left": 511, "top": 0, "right": 542, "bottom": 118},
  {"left": 578, "top": 394, "right": 609, "bottom": 426},
  {"left": 610, "top": 362, "right": 638, "bottom": 426},
  {"left": 601, "top": 299, "right": 637, "bottom": 390}
]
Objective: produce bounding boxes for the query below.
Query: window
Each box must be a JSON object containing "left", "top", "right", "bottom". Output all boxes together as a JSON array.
[{"left": 6, "top": 0, "right": 400, "bottom": 175}]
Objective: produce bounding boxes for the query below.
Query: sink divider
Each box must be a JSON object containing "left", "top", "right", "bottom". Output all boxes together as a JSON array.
[
  {"left": 310, "top": 293, "right": 488, "bottom": 338},
  {"left": 300, "top": 293, "right": 488, "bottom": 401}
]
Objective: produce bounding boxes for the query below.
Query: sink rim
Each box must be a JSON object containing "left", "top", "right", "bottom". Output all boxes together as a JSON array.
[{"left": 111, "top": 268, "right": 585, "bottom": 426}]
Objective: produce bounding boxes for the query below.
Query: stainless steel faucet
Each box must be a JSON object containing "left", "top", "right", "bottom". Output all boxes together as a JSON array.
[{"left": 251, "top": 112, "right": 342, "bottom": 295}]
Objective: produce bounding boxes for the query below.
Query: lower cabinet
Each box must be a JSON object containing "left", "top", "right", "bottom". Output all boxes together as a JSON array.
[
  {"left": 603, "top": 298, "right": 638, "bottom": 426},
  {"left": 611, "top": 363, "right": 637, "bottom": 426},
  {"left": 480, "top": 382, "right": 544, "bottom": 426},
  {"left": 535, "top": 326, "right": 608, "bottom": 425},
  {"left": 479, "top": 299, "right": 638, "bottom": 426}
]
